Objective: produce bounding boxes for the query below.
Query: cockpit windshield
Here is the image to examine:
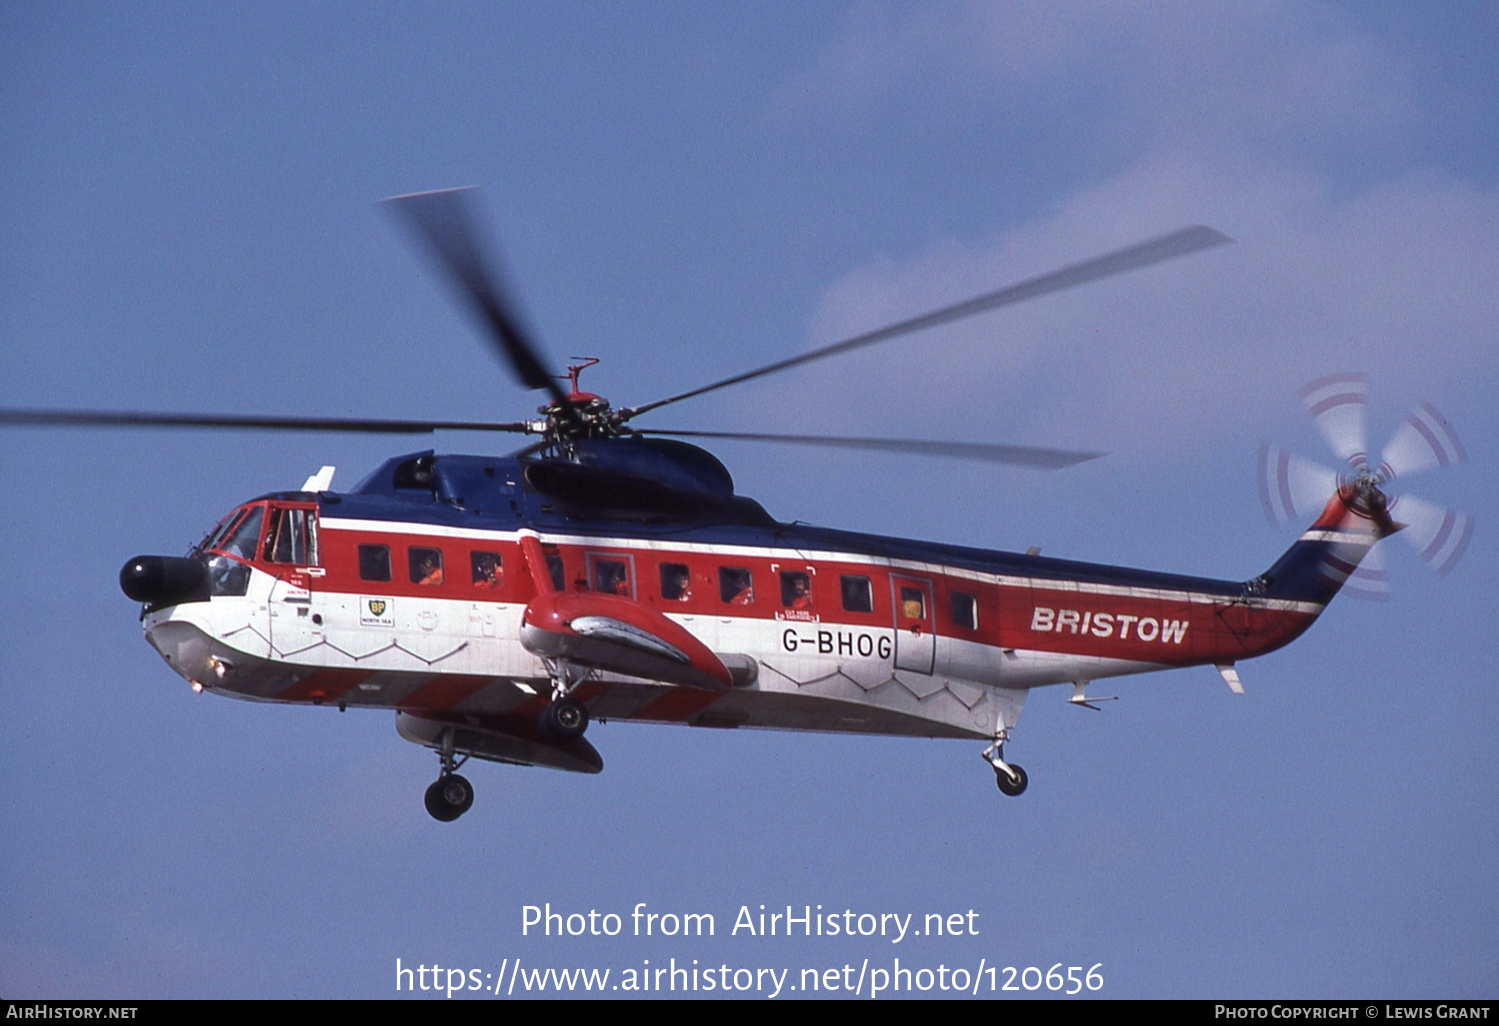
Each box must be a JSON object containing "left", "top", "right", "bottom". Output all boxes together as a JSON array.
[
  {"left": 216, "top": 506, "right": 265, "bottom": 561},
  {"left": 191, "top": 505, "right": 264, "bottom": 598},
  {"left": 193, "top": 509, "right": 242, "bottom": 555}
]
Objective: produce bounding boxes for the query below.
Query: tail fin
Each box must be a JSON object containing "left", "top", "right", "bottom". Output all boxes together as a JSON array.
[{"left": 1255, "top": 486, "right": 1402, "bottom": 607}]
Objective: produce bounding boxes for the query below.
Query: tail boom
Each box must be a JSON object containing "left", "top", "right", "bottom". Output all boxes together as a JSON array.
[{"left": 1008, "top": 486, "right": 1397, "bottom": 681}]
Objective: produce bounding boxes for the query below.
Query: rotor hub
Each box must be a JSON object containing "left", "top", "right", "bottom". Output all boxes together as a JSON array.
[{"left": 1337, "top": 472, "right": 1388, "bottom": 520}]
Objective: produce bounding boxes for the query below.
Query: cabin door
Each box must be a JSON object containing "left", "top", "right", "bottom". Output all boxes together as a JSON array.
[
  {"left": 262, "top": 504, "right": 324, "bottom": 658},
  {"left": 891, "top": 574, "right": 935, "bottom": 674}
]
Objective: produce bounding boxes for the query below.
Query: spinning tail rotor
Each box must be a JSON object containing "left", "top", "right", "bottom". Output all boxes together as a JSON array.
[{"left": 1259, "top": 374, "right": 1472, "bottom": 597}]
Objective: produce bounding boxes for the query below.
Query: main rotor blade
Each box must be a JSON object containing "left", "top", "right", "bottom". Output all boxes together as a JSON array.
[
  {"left": 382, "top": 188, "right": 572, "bottom": 409},
  {"left": 625, "top": 225, "right": 1230, "bottom": 419},
  {"left": 0, "top": 408, "right": 533, "bottom": 435},
  {"left": 641, "top": 429, "right": 1103, "bottom": 469}
]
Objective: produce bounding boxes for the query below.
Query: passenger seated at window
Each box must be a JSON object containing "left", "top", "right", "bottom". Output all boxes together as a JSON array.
[
  {"left": 661, "top": 563, "right": 692, "bottom": 601},
  {"left": 901, "top": 588, "right": 925, "bottom": 620},
  {"left": 781, "top": 571, "right": 813, "bottom": 611},
  {"left": 595, "top": 560, "right": 630, "bottom": 596},
  {"left": 719, "top": 567, "right": 753, "bottom": 605},
  {"left": 471, "top": 552, "right": 502, "bottom": 588},
  {"left": 411, "top": 548, "right": 444, "bottom": 586}
]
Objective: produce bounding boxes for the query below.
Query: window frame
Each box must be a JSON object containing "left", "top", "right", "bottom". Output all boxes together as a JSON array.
[
  {"left": 358, "top": 544, "right": 392, "bottom": 582},
  {"left": 408, "top": 546, "right": 445, "bottom": 586},
  {"left": 950, "top": 590, "right": 979, "bottom": 631},
  {"left": 840, "top": 574, "right": 874, "bottom": 613}
]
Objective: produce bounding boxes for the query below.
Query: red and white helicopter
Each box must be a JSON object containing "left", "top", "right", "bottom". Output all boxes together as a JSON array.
[{"left": 2, "top": 190, "right": 1469, "bottom": 821}]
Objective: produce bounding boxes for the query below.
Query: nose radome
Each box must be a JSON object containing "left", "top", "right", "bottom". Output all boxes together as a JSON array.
[{"left": 120, "top": 555, "right": 206, "bottom": 605}]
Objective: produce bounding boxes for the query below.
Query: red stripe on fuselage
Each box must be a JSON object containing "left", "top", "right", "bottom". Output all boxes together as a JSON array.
[
  {"left": 629, "top": 687, "right": 724, "bottom": 724},
  {"left": 399, "top": 674, "right": 494, "bottom": 710},
  {"left": 297, "top": 521, "right": 1304, "bottom": 671},
  {"left": 277, "top": 668, "right": 371, "bottom": 703}
]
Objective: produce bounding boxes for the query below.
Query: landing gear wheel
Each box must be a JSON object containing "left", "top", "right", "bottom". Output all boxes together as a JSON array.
[
  {"left": 995, "top": 764, "right": 1028, "bottom": 797},
  {"left": 538, "top": 696, "right": 589, "bottom": 742},
  {"left": 424, "top": 773, "right": 474, "bottom": 822}
]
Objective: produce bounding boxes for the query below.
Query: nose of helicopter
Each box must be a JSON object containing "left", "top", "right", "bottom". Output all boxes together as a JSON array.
[{"left": 120, "top": 555, "right": 207, "bottom": 606}]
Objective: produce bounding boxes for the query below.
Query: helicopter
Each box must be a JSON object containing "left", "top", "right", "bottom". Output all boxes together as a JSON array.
[{"left": 1, "top": 189, "right": 1468, "bottom": 822}]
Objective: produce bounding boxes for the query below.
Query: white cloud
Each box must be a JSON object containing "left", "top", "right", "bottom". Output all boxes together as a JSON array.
[
  {"left": 761, "top": 2, "right": 1494, "bottom": 466},
  {"left": 787, "top": 156, "right": 1499, "bottom": 461}
]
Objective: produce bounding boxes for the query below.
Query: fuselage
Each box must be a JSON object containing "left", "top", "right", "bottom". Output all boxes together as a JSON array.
[{"left": 138, "top": 446, "right": 1363, "bottom": 755}]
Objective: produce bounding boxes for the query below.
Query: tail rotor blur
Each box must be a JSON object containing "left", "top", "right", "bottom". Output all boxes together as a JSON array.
[
  {"left": 1387, "top": 492, "right": 1473, "bottom": 577},
  {"left": 1260, "top": 375, "right": 1471, "bottom": 596},
  {"left": 1300, "top": 372, "right": 1369, "bottom": 474}
]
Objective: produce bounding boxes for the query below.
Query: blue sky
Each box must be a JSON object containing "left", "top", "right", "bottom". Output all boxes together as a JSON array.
[{"left": 2, "top": 1, "right": 1496, "bottom": 998}]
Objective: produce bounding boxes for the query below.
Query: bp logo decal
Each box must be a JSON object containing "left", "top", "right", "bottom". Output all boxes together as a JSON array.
[{"left": 360, "top": 596, "right": 395, "bottom": 627}]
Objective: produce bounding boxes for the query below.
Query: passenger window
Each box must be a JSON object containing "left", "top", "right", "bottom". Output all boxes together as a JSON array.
[
  {"left": 471, "top": 551, "right": 502, "bottom": 587},
  {"left": 409, "top": 547, "right": 444, "bottom": 585},
  {"left": 840, "top": 575, "right": 873, "bottom": 613},
  {"left": 592, "top": 558, "right": 631, "bottom": 597},
  {"left": 780, "top": 571, "right": 813, "bottom": 609},
  {"left": 544, "top": 552, "right": 565, "bottom": 592},
  {"left": 951, "top": 592, "right": 978, "bottom": 630},
  {"left": 718, "top": 567, "right": 753, "bottom": 605},
  {"left": 660, "top": 562, "right": 692, "bottom": 601},
  {"left": 900, "top": 587, "right": 926, "bottom": 620},
  {"left": 358, "top": 544, "right": 391, "bottom": 582}
]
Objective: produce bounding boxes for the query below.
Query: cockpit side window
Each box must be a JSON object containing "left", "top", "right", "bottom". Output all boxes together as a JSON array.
[{"left": 263, "top": 506, "right": 319, "bottom": 566}]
